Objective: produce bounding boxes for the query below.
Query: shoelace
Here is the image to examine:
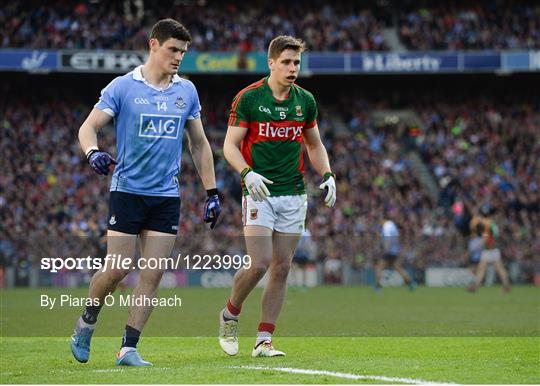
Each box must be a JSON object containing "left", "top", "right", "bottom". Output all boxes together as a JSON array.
[
  {"left": 73, "top": 327, "right": 92, "bottom": 344},
  {"left": 118, "top": 350, "right": 141, "bottom": 360},
  {"left": 254, "top": 340, "right": 274, "bottom": 350},
  {"left": 261, "top": 341, "right": 273, "bottom": 349},
  {"left": 222, "top": 320, "right": 238, "bottom": 339}
]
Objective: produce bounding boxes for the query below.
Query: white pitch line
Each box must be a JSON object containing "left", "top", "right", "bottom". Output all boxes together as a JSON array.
[{"left": 234, "top": 365, "right": 458, "bottom": 385}]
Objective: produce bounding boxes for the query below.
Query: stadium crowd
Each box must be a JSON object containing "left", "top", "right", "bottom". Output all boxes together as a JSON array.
[
  {"left": 3, "top": 0, "right": 540, "bottom": 52},
  {"left": 399, "top": 2, "right": 540, "bottom": 50},
  {"left": 1, "top": 85, "right": 538, "bottom": 284},
  {"left": 415, "top": 98, "right": 539, "bottom": 276},
  {"left": 2, "top": 0, "right": 387, "bottom": 51}
]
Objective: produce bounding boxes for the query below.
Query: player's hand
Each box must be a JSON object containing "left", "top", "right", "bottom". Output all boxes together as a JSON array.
[
  {"left": 243, "top": 169, "right": 273, "bottom": 202},
  {"left": 319, "top": 172, "right": 336, "bottom": 208},
  {"left": 203, "top": 190, "right": 221, "bottom": 229},
  {"left": 87, "top": 149, "right": 116, "bottom": 175}
]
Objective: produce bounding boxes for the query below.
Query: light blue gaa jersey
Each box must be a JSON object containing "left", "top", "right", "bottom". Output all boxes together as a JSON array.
[
  {"left": 95, "top": 65, "right": 201, "bottom": 197},
  {"left": 381, "top": 220, "right": 400, "bottom": 255}
]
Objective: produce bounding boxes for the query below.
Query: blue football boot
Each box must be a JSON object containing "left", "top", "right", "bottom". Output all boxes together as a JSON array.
[
  {"left": 116, "top": 349, "right": 153, "bottom": 367},
  {"left": 71, "top": 322, "right": 94, "bottom": 363},
  {"left": 408, "top": 280, "right": 418, "bottom": 291}
]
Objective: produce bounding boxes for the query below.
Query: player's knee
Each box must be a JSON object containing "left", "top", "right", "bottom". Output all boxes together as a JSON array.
[
  {"left": 108, "top": 269, "right": 129, "bottom": 285},
  {"left": 250, "top": 261, "right": 269, "bottom": 279},
  {"left": 139, "top": 270, "right": 165, "bottom": 286},
  {"left": 271, "top": 260, "right": 292, "bottom": 280}
]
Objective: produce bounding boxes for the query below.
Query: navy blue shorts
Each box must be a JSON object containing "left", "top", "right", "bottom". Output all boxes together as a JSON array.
[
  {"left": 293, "top": 254, "right": 310, "bottom": 265},
  {"left": 107, "top": 191, "right": 180, "bottom": 235},
  {"left": 381, "top": 253, "right": 398, "bottom": 264},
  {"left": 469, "top": 257, "right": 480, "bottom": 266}
]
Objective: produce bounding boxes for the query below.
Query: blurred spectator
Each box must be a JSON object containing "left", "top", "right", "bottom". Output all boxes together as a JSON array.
[
  {"left": 2, "top": 0, "right": 387, "bottom": 51},
  {"left": 3, "top": 1, "right": 540, "bottom": 52},
  {"left": 399, "top": 2, "right": 540, "bottom": 50}
]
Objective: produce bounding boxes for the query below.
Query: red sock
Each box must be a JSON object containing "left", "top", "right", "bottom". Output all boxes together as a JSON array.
[
  {"left": 257, "top": 322, "right": 276, "bottom": 334},
  {"left": 227, "top": 299, "right": 241, "bottom": 317}
]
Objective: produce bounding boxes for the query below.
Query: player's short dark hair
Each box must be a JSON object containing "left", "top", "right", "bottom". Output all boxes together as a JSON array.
[
  {"left": 150, "top": 19, "right": 191, "bottom": 44},
  {"left": 268, "top": 35, "right": 305, "bottom": 59}
]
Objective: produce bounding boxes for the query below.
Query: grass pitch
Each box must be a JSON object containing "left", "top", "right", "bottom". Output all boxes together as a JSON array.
[{"left": 1, "top": 286, "right": 539, "bottom": 383}]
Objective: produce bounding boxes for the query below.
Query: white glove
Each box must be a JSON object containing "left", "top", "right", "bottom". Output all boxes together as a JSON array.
[
  {"left": 244, "top": 170, "right": 273, "bottom": 202},
  {"left": 319, "top": 174, "right": 336, "bottom": 207}
]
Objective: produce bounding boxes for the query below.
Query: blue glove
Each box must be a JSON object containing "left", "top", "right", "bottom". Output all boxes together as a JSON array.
[
  {"left": 203, "top": 189, "right": 221, "bottom": 229},
  {"left": 87, "top": 149, "right": 116, "bottom": 175}
]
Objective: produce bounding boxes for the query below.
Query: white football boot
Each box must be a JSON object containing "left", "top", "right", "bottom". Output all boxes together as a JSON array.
[
  {"left": 219, "top": 309, "right": 239, "bottom": 356},
  {"left": 251, "top": 340, "right": 285, "bottom": 357}
]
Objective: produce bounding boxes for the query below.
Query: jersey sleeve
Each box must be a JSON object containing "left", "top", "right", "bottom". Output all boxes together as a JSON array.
[
  {"left": 94, "top": 77, "right": 122, "bottom": 117},
  {"left": 304, "top": 91, "right": 318, "bottom": 129},
  {"left": 187, "top": 81, "right": 202, "bottom": 120},
  {"left": 228, "top": 91, "right": 252, "bottom": 128}
]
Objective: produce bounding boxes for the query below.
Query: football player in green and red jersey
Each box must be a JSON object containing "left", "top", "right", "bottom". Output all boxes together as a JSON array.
[
  {"left": 467, "top": 211, "right": 511, "bottom": 293},
  {"left": 219, "top": 36, "right": 336, "bottom": 357}
]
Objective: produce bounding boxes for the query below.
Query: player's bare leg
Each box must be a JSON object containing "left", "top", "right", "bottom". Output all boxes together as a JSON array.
[
  {"left": 260, "top": 231, "right": 300, "bottom": 324},
  {"left": 117, "top": 230, "right": 176, "bottom": 366},
  {"left": 469, "top": 257, "right": 488, "bottom": 292},
  {"left": 393, "top": 262, "right": 411, "bottom": 283},
  {"left": 71, "top": 230, "right": 136, "bottom": 363},
  {"left": 89, "top": 231, "right": 136, "bottom": 301},
  {"left": 375, "top": 259, "right": 386, "bottom": 291},
  {"left": 125, "top": 230, "right": 175, "bottom": 330},
  {"left": 394, "top": 261, "right": 417, "bottom": 291},
  {"left": 393, "top": 261, "right": 416, "bottom": 289},
  {"left": 219, "top": 225, "right": 272, "bottom": 356},
  {"left": 252, "top": 231, "right": 299, "bottom": 357},
  {"left": 230, "top": 226, "right": 274, "bottom": 306},
  {"left": 493, "top": 259, "right": 511, "bottom": 293}
]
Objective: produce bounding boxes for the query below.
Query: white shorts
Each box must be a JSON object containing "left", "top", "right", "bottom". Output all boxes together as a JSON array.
[
  {"left": 242, "top": 194, "right": 307, "bottom": 234},
  {"left": 480, "top": 248, "right": 502, "bottom": 263}
]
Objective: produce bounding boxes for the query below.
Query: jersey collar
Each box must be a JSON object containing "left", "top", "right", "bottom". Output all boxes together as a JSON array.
[
  {"left": 264, "top": 76, "right": 294, "bottom": 102},
  {"left": 132, "top": 65, "right": 181, "bottom": 91}
]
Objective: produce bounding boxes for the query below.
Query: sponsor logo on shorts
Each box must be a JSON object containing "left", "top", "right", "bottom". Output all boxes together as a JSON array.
[
  {"left": 139, "top": 114, "right": 182, "bottom": 139},
  {"left": 250, "top": 209, "right": 258, "bottom": 220},
  {"left": 171, "top": 225, "right": 178, "bottom": 230},
  {"left": 109, "top": 215, "right": 117, "bottom": 225}
]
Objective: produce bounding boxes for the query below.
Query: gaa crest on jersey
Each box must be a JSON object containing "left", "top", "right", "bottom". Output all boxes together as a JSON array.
[
  {"left": 175, "top": 97, "right": 186, "bottom": 110},
  {"left": 295, "top": 105, "right": 302, "bottom": 116},
  {"left": 250, "top": 209, "right": 258, "bottom": 220}
]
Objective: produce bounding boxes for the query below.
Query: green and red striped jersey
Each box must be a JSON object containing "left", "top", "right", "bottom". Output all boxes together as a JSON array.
[{"left": 228, "top": 77, "right": 318, "bottom": 196}]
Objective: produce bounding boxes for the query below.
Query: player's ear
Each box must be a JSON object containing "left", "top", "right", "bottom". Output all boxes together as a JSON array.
[
  {"left": 149, "top": 38, "right": 160, "bottom": 52},
  {"left": 268, "top": 58, "right": 274, "bottom": 71}
]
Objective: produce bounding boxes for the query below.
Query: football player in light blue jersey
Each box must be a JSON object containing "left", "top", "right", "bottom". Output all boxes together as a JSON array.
[
  {"left": 71, "top": 19, "right": 221, "bottom": 367},
  {"left": 374, "top": 209, "right": 416, "bottom": 292}
]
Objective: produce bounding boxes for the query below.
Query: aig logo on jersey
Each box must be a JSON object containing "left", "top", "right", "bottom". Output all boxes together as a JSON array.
[{"left": 139, "top": 114, "right": 181, "bottom": 139}]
